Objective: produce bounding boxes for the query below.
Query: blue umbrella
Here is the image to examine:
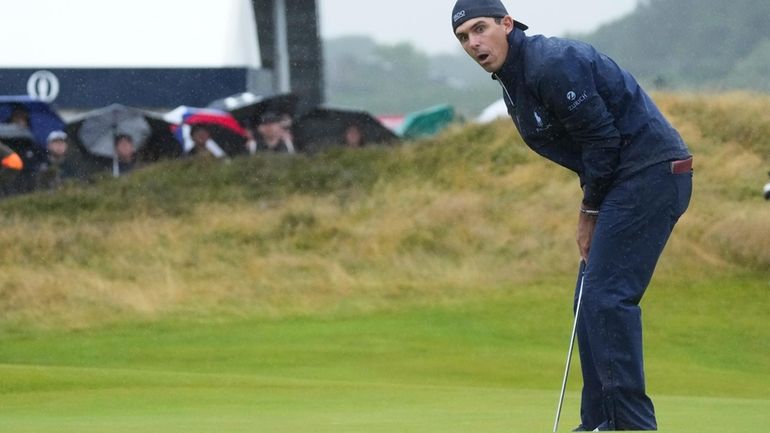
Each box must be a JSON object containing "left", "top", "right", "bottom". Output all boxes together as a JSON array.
[{"left": 0, "top": 95, "right": 66, "bottom": 148}]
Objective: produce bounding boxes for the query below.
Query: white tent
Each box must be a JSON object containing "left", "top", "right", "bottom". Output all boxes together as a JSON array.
[
  {"left": 476, "top": 98, "right": 509, "bottom": 124},
  {"left": 0, "top": 0, "right": 261, "bottom": 68}
]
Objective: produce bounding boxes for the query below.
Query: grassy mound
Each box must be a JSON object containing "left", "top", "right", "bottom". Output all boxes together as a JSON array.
[{"left": 0, "top": 93, "right": 767, "bottom": 329}]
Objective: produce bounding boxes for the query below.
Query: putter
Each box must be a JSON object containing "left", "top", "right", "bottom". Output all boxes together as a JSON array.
[{"left": 553, "top": 260, "right": 587, "bottom": 433}]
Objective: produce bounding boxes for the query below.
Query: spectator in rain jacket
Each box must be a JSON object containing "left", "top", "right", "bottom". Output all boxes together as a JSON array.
[
  {"left": 187, "top": 125, "right": 228, "bottom": 160},
  {"left": 37, "top": 130, "right": 77, "bottom": 190},
  {"left": 0, "top": 141, "right": 23, "bottom": 196},
  {"left": 252, "top": 112, "right": 296, "bottom": 154}
]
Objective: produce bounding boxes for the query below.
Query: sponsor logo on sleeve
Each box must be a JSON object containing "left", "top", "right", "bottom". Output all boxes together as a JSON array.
[{"left": 567, "top": 91, "right": 589, "bottom": 112}]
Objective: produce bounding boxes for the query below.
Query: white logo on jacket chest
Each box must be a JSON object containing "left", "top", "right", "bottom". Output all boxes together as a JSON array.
[{"left": 534, "top": 110, "right": 551, "bottom": 132}]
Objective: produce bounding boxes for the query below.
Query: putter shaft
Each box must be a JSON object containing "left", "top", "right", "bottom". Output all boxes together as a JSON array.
[{"left": 553, "top": 262, "right": 586, "bottom": 433}]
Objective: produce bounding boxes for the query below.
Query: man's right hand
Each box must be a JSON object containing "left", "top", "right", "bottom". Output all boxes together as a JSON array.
[{"left": 577, "top": 209, "right": 598, "bottom": 262}]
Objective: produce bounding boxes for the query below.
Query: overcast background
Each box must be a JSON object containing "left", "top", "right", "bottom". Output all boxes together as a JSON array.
[{"left": 319, "top": 0, "right": 639, "bottom": 54}]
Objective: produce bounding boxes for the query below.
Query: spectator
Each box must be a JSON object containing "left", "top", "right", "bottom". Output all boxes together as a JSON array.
[
  {"left": 0, "top": 114, "right": 43, "bottom": 194},
  {"left": 37, "top": 130, "right": 77, "bottom": 190},
  {"left": 186, "top": 124, "right": 227, "bottom": 160},
  {"left": 113, "top": 134, "right": 137, "bottom": 176},
  {"left": 253, "top": 112, "right": 296, "bottom": 154},
  {"left": 8, "top": 104, "right": 30, "bottom": 129},
  {"left": 0, "top": 141, "right": 23, "bottom": 196},
  {"left": 343, "top": 124, "right": 364, "bottom": 148}
]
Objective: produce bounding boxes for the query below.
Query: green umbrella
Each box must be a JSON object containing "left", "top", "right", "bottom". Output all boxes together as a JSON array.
[{"left": 398, "top": 104, "right": 455, "bottom": 139}]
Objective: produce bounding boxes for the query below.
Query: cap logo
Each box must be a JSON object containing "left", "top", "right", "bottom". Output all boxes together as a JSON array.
[{"left": 453, "top": 10, "right": 466, "bottom": 22}]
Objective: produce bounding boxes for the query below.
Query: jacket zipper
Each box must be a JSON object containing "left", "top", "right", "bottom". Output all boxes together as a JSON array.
[{"left": 493, "top": 73, "right": 515, "bottom": 108}]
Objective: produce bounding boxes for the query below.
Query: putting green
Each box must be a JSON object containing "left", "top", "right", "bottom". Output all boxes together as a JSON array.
[{"left": 1, "top": 364, "right": 767, "bottom": 433}]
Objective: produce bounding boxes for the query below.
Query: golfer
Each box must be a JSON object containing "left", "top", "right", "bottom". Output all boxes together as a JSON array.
[{"left": 452, "top": 0, "right": 692, "bottom": 430}]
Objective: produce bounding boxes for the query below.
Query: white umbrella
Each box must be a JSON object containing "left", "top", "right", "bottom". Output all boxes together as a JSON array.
[
  {"left": 476, "top": 98, "right": 509, "bottom": 124},
  {"left": 77, "top": 104, "right": 151, "bottom": 158}
]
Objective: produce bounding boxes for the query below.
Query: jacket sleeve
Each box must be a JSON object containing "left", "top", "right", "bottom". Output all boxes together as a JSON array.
[{"left": 536, "top": 47, "right": 621, "bottom": 209}]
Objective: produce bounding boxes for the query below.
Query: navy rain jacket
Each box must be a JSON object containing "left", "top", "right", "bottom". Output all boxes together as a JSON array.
[{"left": 493, "top": 28, "right": 690, "bottom": 208}]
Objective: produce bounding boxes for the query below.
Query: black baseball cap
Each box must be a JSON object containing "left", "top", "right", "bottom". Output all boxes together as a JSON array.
[{"left": 452, "top": 0, "right": 528, "bottom": 32}]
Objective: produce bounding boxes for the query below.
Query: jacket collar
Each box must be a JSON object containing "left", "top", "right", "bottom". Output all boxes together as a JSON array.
[{"left": 492, "top": 28, "right": 526, "bottom": 84}]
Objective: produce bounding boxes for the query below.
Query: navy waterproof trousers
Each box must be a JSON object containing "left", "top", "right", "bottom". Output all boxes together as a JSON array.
[{"left": 575, "top": 159, "right": 692, "bottom": 430}]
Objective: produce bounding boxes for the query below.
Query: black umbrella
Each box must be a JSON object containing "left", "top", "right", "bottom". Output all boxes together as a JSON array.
[
  {"left": 293, "top": 107, "right": 399, "bottom": 153},
  {"left": 66, "top": 104, "right": 181, "bottom": 174},
  {"left": 210, "top": 93, "right": 299, "bottom": 128}
]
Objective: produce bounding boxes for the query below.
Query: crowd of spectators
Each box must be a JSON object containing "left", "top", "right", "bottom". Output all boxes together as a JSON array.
[{"left": 0, "top": 100, "right": 396, "bottom": 199}]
